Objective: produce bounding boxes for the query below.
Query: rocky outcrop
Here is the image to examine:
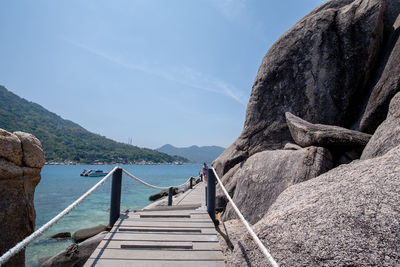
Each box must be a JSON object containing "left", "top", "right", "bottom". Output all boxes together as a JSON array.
[
  {"left": 361, "top": 92, "right": 400, "bottom": 159},
  {"left": 216, "top": 162, "right": 242, "bottom": 211},
  {"left": 41, "top": 231, "right": 107, "bottom": 267},
  {"left": 222, "top": 147, "right": 332, "bottom": 224},
  {"left": 229, "top": 144, "right": 400, "bottom": 267},
  {"left": 286, "top": 112, "right": 371, "bottom": 147},
  {"left": 360, "top": 13, "right": 400, "bottom": 133},
  {"left": 72, "top": 224, "right": 108, "bottom": 243},
  {"left": 213, "top": 0, "right": 386, "bottom": 176},
  {"left": 0, "top": 129, "right": 45, "bottom": 266}
]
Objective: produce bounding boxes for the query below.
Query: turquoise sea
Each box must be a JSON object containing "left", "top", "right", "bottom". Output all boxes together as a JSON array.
[{"left": 25, "top": 164, "right": 202, "bottom": 266}]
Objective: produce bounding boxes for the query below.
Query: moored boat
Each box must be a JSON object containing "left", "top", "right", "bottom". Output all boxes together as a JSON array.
[{"left": 81, "top": 170, "right": 108, "bottom": 177}]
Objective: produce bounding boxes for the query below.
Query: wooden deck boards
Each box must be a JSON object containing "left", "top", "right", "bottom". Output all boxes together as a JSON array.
[{"left": 84, "top": 182, "right": 225, "bottom": 266}]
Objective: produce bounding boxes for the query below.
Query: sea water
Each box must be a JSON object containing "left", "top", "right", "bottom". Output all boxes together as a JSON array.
[{"left": 25, "top": 164, "right": 202, "bottom": 266}]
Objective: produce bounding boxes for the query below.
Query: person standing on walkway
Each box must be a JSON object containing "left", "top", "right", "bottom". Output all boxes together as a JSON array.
[{"left": 202, "top": 163, "right": 208, "bottom": 182}]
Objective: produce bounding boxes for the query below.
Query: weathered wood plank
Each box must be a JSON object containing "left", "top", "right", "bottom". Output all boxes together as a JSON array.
[
  {"left": 84, "top": 259, "right": 225, "bottom": 267},
  {"left": 96, "top": 240, "right": 221, "bottom": 251},
  {"left": 119, "top": 221, "right": 215, "bottom": 228},
  {"left": 89, "top": 248, "right": 224, "bottom": 260},
  {"left": 104, "top": 233, "right": 219, "bottom": 242}
]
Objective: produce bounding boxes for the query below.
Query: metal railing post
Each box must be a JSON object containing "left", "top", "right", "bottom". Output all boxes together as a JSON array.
[
  {"left": 168, "top": 187, "right": 173, "bottom": 206},
  {"left": 207, "top": 169, "right": 216, "bottom": 223},
  {"left": 190, "top": 177, "right": 193, "bottom": 189},
  {"left": 109, "top": 168, "right": 122, "bottom": 227}
]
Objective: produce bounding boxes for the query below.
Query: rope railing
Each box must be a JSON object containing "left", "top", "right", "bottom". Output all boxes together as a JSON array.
[
  {"left": 122, "top": 169, "right": 193, "bottom": 190},
  {"left": 0, "top": 166, "right": 197, "bottom": 266},
  {"left": 210, "top": 167, "right": 279, "bottom": 267},
  {"left": 0, "top": 166, "right": 119, "bottom": 266}
]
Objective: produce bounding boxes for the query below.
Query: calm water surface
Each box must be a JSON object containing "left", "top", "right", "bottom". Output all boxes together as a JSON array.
[{"left": 25, "top": 164, "right": 202, "bottom": 266}]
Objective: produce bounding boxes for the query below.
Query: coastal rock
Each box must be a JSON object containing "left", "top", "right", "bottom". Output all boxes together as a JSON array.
[
  {"left": 230, "top": 144, "right": 400, "bottom": 267},
  {"left": 72, "top": 224, "right": 108, "bottom": 243},
  {"left": 0, "top": 129, "right": 22, "bottom": 166},
  {"left": 14, "top": 131, "right": 45, "bottom": 168},
  {"left": 148, "top": 187, "right": 179, "bottom": 201},
  {"left": 360, "top": 13, "right": 400, "bottom": 133},
  {"left": 41, "top": 231, "right": 107, "bottom": 267},
  {"left": 216, "top": 163, "right": 242, "bottom": 211},
  {"left": 213, "top": 0, "right": 385, "bottom": 176},
  {"left": 0, "top": 129, "right": 44, "bottom": 266},
  {"left": 222, "top": 146, "right": 332, "bottom": 224},
  {"left": 285, "top": 112, "right": 371, "bottom": 147},
  {"left": 283, "top": 142, "right": 302, "bottom": 150},
  {"left": 50, "top": 232, "right": 71, "bottom": 239},
  {"left": 361, "top": 92, "right": 400, "bottom": 159}
]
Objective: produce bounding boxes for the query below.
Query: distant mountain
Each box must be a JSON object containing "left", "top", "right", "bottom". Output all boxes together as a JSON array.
[
  {"left": 157, "top": 144, "right": 225, "bottom": 163},
  {"left": 0, "top": 85, "right": 188, "bottom": 164}
]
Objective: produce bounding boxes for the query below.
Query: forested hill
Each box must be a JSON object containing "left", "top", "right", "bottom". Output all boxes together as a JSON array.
[
  {"left": 0, "top": 85, "right": 188, "bottom": 164},
  {"left": 157, "top": 144, "right": 225, "bottom": 163}
]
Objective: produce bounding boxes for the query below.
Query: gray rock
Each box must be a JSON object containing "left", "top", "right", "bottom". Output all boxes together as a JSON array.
[
  {"left": 72, "top": 224, "right": 107, "bottom": 243},
  {"left": 360, "top": 13, "right": 400, "bottom": 133},
  {"left": 361, "top": 92, "right": 400, "bottom": 159},
  {"left": 148, "top": 187, "right": 179, "bottom": 201},
  {"left": 213, "top": 0, "right": 386, "bottom": 176},
  {"left": 216, "top": 162, "right": 242, "bottom": 211},
  {"left": 222, "top": 146, "right": 332, "bottom": 224},
  {"left": 0, "top": 129, "right": 22, "bottom": 166},
  {"left": 283, "top": 142, "right": 302, "bottom": 150},
  {"left": 41, "top": 231, "right": 107, "bottom": 267},
  {"left": 0, "top": 129, "right": 44, "bottom": 266},
  {"left": 50, "top": 232, "right": 71, "bottom": 239},
  {"left": 14, "top": 131, "right": 45, "bottom": 168},
  {"left": 230, "top": 144, "right": 400, "bottom": 267},
  {"left": 285, "top": 112, "right": 371, "bottom": 147}
]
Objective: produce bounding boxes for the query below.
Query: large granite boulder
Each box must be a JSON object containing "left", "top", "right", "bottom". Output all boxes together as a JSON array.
[
  {"left": 216, "top": 162, "right": 242, "bottom": 211},
  {"left": 41, "top": 231, "right": 107, "bottom": 267},
  {"left": 230, "top": 144, "right": 400, "bottom": 267},
  {"left": 213, "top": 0, "right": 386, "bottom": 176},
  {"left": 222, "top": 146, "right": 332, "bottom": 224},
  {"left": 0, "top": 129, "right": 45, "bottom": 266},
  {"left": 72, "top": 224, "right": 108, "bottom": 243},
  {"left": 361, "top": 91, "right": 400, "bottom": 159},
  {"left": 360, "top": 13, "right": 400, "bottom": 133},
  {"left": 286, "top": 112, "right": 371, "bottom": 147}
]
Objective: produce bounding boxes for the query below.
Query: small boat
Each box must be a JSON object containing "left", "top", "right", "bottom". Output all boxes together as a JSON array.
[{"left": 81, "top": 170, "right": 108, "bottom": 177}]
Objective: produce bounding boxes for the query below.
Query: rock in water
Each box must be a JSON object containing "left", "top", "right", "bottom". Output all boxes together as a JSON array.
[
  {"left": 50, "top": 232, "right": 71, "bottom": 239},
  {"left": 41, "top": 231, "right": 107, "bottom": 267},
  {"left": 361, "top": 92, "right": 400, "bottom": 159},
  {"left": 213, "top": 0, "right": 386, "bottom": 176},
  {"left": 0, "top": 129, "right": 45, "bottom": 266},
  {"left": 222, "top": 146, "right": 332, "bottom": 224},
  {"left": 230, "top": 144, "right": 400, "bottom": 267},
  {"left": 72, "top": 224, "right": 108, "bottom": 243},
  {"left": 285, "top": 112, "right": 371, "bottom": 147}
]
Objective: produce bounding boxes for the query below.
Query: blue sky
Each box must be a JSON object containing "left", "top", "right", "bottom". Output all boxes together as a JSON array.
[{"left": 0, "top": 0, "right": 325, "bottom": 149}]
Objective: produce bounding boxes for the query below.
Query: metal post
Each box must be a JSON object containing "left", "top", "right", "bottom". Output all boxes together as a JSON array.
[
  {"left": 205, "top": 186, "right": 208, "bottom": 206},
  {"left": 190, "top": 177, "right": 193, "bottom": 189},
  {"left": 207, "top": 169, "right": 216, "bottom": 223},
  {"left": 168, "top": 187, "right": 173, "bottom": 206},
  {"left": 109, "top": 168, "right": 122, "bottom": 227}
]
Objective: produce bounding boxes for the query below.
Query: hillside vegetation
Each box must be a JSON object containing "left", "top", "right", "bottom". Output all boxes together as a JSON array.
[
  {"left": 157, "top": 144, "right": 224, "bottom": 163},
  {"left": 0, "top": 85, "right": 188, "bottom": 164}
]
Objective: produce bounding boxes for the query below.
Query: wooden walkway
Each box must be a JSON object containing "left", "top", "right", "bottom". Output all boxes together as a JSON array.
[{"left": 84, "top": 182, "right": 225, "bottom": 266}]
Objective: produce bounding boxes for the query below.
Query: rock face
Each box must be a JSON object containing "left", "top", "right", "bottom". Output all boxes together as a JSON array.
[
  {"left": 361, "top": 92, "right": 400, "bottom": 159},
  {"left": 286, "top": 112, "right": 371, "bottom": 147},
  {"left": 213, "top": 0, "right": 386, "bottom": 176},
  {"left": 360, "top": 12, "right": 400, "bottom": 133},
  {"left": 0, "top": 129, "right": 45, "bottom": 266},
  {"left": 41, "top": 231, "right": 107, "bottom": 267},
  {"left": 215, "top": 162, "right": 242, "bottom": 211},
  {"left": 230, "top": 144, "right": 400, "bottom": 267},
  {"left": 222, "top": 147, "right": 332, "bottom": 224}
]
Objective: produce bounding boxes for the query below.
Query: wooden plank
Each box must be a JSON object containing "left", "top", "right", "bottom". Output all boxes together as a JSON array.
[
  {"left": 96, "top": 240, "right": 221, "bottom": 251},
  {"left": 119, "top": 221, "right": 215, "bottom": 228},
  {"left": 142, "top": 204, "right": 201, "bottom": 211},
  {"left": 112, "top": 227, "right": 216, "bottom": 235},
  {"left": 84, "top": 259, "right": 225, "bottom": 267},
  {"left": 104, "top": 233, "right": 219, "bottom": 242},
  {"left": 89, "top": 248, "right": 225, "bottom": 260}
]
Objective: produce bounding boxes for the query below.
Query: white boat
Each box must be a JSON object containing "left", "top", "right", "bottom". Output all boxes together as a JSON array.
[{"left": 81, "top": 170, "right": 108, "bottom": 177}]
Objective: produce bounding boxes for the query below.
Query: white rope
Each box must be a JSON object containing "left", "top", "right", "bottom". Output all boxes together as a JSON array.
[
  {"left": 211, "top": 167, "right": 279, "bottom": 267},
  {"left": 122, "top": 169, "right": 192, "bottom": 190},
  {"left": 0, "top": 166, "right": 119, "bottom": 266}
]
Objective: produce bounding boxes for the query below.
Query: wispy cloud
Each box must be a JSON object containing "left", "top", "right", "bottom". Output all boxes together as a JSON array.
[
  {"left": 62, "top": 37, "right": 246, "bottom": 105},
  {"left": 211, "top": 0, "right": 247, "bottom": 21}
]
